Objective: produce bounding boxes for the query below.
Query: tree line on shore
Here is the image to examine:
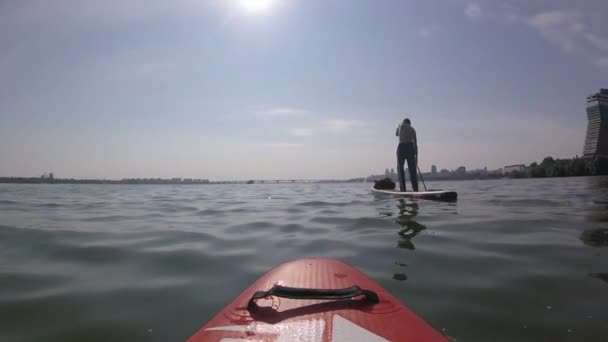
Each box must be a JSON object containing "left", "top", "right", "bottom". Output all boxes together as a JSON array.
[{"left": 511, "top": 156, "right": 608, "bottom": 178}]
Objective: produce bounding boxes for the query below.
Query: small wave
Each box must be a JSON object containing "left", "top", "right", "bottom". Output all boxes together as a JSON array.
[
  {"left": 302, "top": 227, "right": 330, "bottom": 234},
  {"left": 278, "top": 223, "right": 302, "bottom": 233},
  {"left": 488, "top": 198, "right": 563, "bottom": 207},
  {"left": 48, "top": 244, "right": 136, "bottom": 264},
  {"left": 225, "top": 222, "right": 276, "bottom": 235},
  {"left": 0, "top": 200, "right": 18, "bottom": 205},
  {"left": 133, "top": 230, "right": 223, "bottom": 250},
  {"left": 75, "top": 202, "right": 109, "bottom": 210},
  {"left": 83, "top": 215, "right": 133, "bottom": 222},
  {"left": 0, "top": 224, "right": 111, "bottom": 242},
  {"left": 136, "top": 249, "right": 240, "bottom": 275},
  {"left": 299, "top": 200, "right": 367, "bottom": 207},
  {"left": 132, "top": 213, "right": 165, "bottom": 219},
  {"left": 310, "top": 216, "right": 388, "bottom": 227},
  {"left": 216, "top": 201, "right": 247, "bottom": 205},
  {"left": 35, "top": 203, "right": 62, "bottom": 208},
  {"left": 285, "top": 207, "right": 304, "bottom": 214},
  {"left": 319, "top": 209, "right": 341, "bottom": 215},
  {"left": 158, "top": 204, "right": 198, "bottom": 213},
  {"left": 197, "top": 209, "right": 223, "bottom": 216},
  {"left": 299, "top": 201, "right": 329, "bottom": 207},
  {"left": 0, "top": 271, "right": 70, "bottom": 298}
]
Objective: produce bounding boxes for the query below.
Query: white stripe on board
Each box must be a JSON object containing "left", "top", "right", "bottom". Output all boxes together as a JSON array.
[
  {"left": 206, "top": 319, "right": 324, "bottom": 342},
  {"left": 207, "top": 315, "right": 389, "bottom": 341},
  {"left": 332, "top": 315, "right": 389, "bottom": 342}
]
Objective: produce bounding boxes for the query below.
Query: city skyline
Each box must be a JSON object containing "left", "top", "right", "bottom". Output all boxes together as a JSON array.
[
  {"left": 1, "top": 1, "right": 607, "bottom": 180},
  {"left": 0, "top": 160, "right": 568, "bottom": 183}
]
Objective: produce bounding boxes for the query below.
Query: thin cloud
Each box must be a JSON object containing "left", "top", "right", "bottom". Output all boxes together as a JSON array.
[
  {"left": 290, "top": 119, "right": 365, "bottom": 137},
  {"left": 255, "top": 107, "right": 309, "bottom": 118},
  {"left": 263, "top": 142, "right": 303, "bottom": 148},
  {"left": 595, "top": 58, "right": 608, "bottom": 70},
  {"left": 291, "top": 128, "right": 316, "bottom": 137},
  {"left": 321, "top": 119, "right": 365, "bottom": 133},
  {"left": 526, "top": 10, "right": 583, "bottom": 52},
  {"left": 522, "top": 10, "right": 608, "bottom": 70},
  {"left": 584, "top": 33, "right": 608, "bottom": 51},
  {"left": 417, "top": 25, "right": 439, "bottom": 38},
  {"left": 465, "top": 3, "right": 482, "bottom": 20}
]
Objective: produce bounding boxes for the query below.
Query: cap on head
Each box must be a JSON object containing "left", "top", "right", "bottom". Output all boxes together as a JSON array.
[{"left": 404, "top": 118, "right": 411, "bottom": 125}]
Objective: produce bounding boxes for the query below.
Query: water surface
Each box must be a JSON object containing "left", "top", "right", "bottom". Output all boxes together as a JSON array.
[{"left": 1, "top": 177, "right": 607, "bottom": 341}]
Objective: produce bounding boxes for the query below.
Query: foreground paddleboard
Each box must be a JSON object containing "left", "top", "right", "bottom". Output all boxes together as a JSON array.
[
  {"left": 371, "top": 186, "right": 457, "bottom": 201},
  {"left": 189, "top": 258, "right": 446, "bottom": 341}
]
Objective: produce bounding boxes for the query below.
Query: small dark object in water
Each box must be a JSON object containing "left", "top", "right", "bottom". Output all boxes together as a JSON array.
[
  {"left": 580, "top": 228, "right": 608, "bottom": 247},
  {"left": 393, "top": 273, "right": 408, "bottom": 281},
  {"left": 374, "top": 177, "right": 396, "bottom": 190}
]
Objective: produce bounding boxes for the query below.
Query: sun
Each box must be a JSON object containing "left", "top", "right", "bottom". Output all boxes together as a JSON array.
[{"left": 238, "top": 0, "right": 274, "bottom": 13}]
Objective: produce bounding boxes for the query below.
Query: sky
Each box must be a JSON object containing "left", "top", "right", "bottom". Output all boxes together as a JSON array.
[{"left": 1, "top": 0, "right": 607, "bottom": 180}]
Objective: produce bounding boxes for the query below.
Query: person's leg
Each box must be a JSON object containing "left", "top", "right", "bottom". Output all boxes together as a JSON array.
[
  {"left": 396, "top": 144, "right": 406, "bottom": 191},
  {"left": 405, "top": 144, "right": 419, "bottom": 192}
]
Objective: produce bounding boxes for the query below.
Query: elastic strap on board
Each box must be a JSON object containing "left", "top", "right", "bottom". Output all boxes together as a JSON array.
[{"left": 247, "top": 284, "right": 379, "bottom": 310}]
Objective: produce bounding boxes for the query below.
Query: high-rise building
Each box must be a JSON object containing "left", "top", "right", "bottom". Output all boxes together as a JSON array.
[
  {"left": 583, "top": 89, "right": 608, "bottom": 158},
  {"left": 431, "top": 165, "right": 437, "bottom": 174}
]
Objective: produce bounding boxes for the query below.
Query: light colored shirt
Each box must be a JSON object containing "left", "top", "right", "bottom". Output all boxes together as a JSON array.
[{"left": 396, "top": 123, "right": 417, "bottom": 146}]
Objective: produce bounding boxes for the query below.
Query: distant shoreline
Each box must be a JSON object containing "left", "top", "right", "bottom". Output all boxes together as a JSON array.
[
  {"left": 0, "top": 175, "right": 600, "bottom": 185},
  {"left": 0, "top": 177, "right": 211, "bottom": 185},
  {"left": 0, "top": 177, "right": 356, "bottom": 185}
]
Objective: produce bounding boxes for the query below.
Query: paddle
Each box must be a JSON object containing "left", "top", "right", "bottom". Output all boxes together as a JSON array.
[{"left": 416, "top": 157, "right": 428, "bottom": 191}]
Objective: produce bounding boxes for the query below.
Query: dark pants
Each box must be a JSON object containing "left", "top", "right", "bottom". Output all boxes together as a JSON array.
[{"left": 397, "top": 143, "right": 418, "bottom": 192}]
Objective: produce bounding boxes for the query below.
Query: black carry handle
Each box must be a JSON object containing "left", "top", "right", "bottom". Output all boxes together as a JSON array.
[{"left": 248, "top": 284, "right": 379, "bottom": 310}]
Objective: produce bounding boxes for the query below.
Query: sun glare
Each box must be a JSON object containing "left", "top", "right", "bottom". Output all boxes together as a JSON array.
[{"left": 238, "top": 0, "right": 274, "bottom": 13}]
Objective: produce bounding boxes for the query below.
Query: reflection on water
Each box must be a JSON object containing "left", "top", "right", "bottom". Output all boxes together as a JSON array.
[
  {"left": 589, "top": 272, "right": 608, "bottom": 284},
  {"left": 388, "top": 199, "right": 458, "bottom": 282},
  {"left": 392, "top": 199, "right": 426, "bottom": 282},
  {"left": 395, "top": 200, "right": 427, "bottom": 250},
  {"left": 580, "top": 228, "right": 608, "bottom": 246},
  {"left": 394, "top": 199, "right": 445, "bottom": 251},
  {"left": 588, "top": 175, "right": 608, "bottom": 192}
]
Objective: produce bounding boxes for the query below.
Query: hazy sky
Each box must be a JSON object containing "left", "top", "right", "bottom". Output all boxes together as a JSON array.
[{"left": 1, "top": 0, "right": 607, "bottom": 180}]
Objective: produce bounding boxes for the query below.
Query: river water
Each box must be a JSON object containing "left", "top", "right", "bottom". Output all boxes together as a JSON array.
[{"left": 1, "top": 177, "right": 607, "bottom": 341}]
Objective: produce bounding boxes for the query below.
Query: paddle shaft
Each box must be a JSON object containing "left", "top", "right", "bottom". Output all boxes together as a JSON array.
[{"left": 416, "top": 158, "right": 428, "bottom": 191}]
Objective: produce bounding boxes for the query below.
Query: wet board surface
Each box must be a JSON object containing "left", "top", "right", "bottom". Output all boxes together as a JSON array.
[
  {"left": 188, "top": 258, "right": 447, "bottom": 342},
  {"left": 371, "top": 186, "right": 457, "bottom": 201}
]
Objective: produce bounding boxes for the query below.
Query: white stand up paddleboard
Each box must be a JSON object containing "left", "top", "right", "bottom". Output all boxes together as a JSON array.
[{"left": 371, "top": 186, "right": 457, "bottom": 201}]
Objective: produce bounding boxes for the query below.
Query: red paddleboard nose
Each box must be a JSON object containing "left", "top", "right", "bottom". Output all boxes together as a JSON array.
[{"left": 188, "top": 258, "right": 447, "bottom": 341}]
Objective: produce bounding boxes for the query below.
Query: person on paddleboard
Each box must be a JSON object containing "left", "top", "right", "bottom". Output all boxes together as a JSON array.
[{"left": 395, "top": 118, "right": 419, "bottom": 192}]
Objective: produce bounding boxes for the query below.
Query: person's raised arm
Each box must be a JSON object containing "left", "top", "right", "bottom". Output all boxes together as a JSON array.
[{"left": 395, "top": 125, "right": 400, "bottom": 137}]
